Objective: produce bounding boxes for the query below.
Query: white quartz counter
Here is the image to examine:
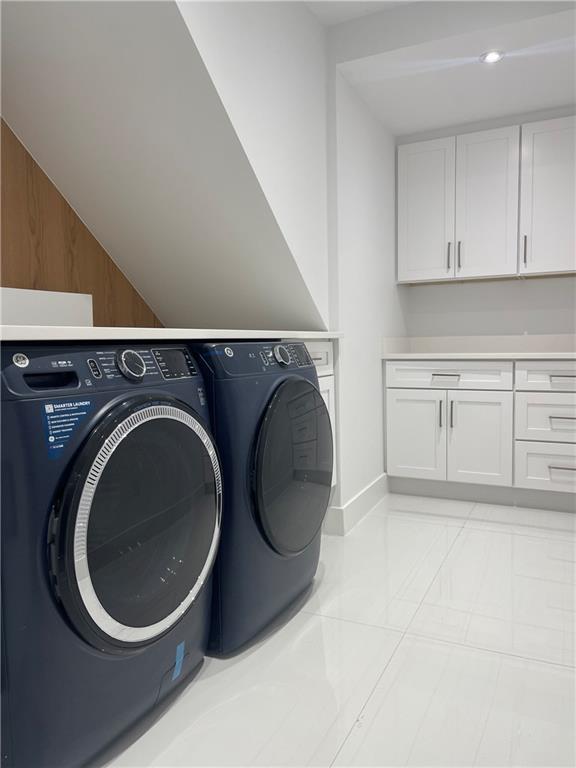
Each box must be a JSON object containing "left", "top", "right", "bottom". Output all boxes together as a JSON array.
[
  {"left": 383, "top": 352, "right": 576, "bottom": 361},
  {"left": 1, "top": 325, "right": 341, "bottom": 342}
]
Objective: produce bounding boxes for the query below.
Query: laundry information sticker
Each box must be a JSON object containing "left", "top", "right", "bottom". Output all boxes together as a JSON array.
[{"left": 43, "top": 399, "right": 92, "bottom": 459}]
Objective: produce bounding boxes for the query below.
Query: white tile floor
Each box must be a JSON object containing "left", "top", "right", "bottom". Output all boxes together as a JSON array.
[{"left": 110, "top": 495, "right": 575, "bottom": 767}]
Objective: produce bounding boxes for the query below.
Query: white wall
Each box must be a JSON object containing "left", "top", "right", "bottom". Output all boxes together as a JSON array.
[
  {"left": 178, "top": 1, "right": 330, "bottom": 328},
  {"left": 0, "top": 288, "right": 93, "bottom": 327},
  {"left": 332, "top": 73, "right": 407, "bottom": 510},
  {"left": 404, "top": 276, "right": 576, "bottom": 338}
]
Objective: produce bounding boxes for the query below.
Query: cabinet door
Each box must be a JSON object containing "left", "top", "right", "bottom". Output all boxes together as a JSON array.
[
  {"left": 318, "top": 375, "right": 337, "bottom": 486},
  {"left": 386, "top": 389, "right": 447, "bottom": 480},
  {"left": 455, "top": 126, "right": 519, "bottom": 278},
  {"left": 447, "top": 391, "right": 513, "bottom": 486},
  {"left": 398, "top": 138, "right": 455, "bottom": 282},
  {"left": 520, "top": 116, "right": 576, "bottom": 275}
]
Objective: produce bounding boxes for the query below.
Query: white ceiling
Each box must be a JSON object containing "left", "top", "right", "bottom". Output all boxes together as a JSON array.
[
  {"left": 339, "top": 8, "right": 576, "bottom": 135},
  {"left": 307, "top": 1, "right": 404, "bottom": 26}
]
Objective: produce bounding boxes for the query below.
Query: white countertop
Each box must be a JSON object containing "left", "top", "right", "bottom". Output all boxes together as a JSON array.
[
  {"left": 383, "top": 352, "right": 576, "bottom": 361},
  {"left": 0, "top": 325, "right": 341, "bottom": 342}
]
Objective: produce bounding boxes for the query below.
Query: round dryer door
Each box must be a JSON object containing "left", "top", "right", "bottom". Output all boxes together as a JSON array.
[
  {"left": 50, "top": 395, "right": 222, "bottom": 652},
  {"left": 253, "top": 378, "right": 333, "bottom": 556}
]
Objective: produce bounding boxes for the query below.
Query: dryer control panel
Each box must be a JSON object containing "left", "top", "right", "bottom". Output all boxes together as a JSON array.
[
  {"left": 200, "top": 342, "right": 313, "bottom": 377},
  {"left": 2, "top": 345, "right": 199, "bottom": 398}
]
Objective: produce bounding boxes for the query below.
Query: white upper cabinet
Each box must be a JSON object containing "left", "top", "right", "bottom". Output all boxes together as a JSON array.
[
  {"left": 397, "top": 116, "right": 574, "bottom": 283},
  {"left": 455, "top": 126, "right": 519, "bottom": 278},
  {"left": 520, "top": 116, "right": 576, "bottom": 275},
  {"left": 397, "top": 137, "right": 455, "bottom": 282}
]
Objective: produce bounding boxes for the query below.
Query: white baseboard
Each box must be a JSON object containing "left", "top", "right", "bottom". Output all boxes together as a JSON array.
[
  {"left": 388, "top": 477, "right": 575, "bottom": 514},
  {"left": 324, "top": 474, "right": 388, "bottom": 536}
]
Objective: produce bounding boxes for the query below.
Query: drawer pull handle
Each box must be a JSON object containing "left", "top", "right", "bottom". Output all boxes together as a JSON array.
[
  {"left": 439, "top": 400, "right": 443, "bottom": 428},
  {"left": 447, "top": 242, "right": 451, "bottom": 271},
  {"left": 550, "top": 374, "right": 576, "bottom": 379},
  {"left": 450, "top": 400, "right": 455, "bottom": 429},
  {"left": 432, "top": 373, "right": 461, "bottom": 379},
  {"left": 457, "top": 241, "right": 462, "bottom": 270},
  {"left": 549, "top": 465, "right": 576, "bottom": 472},
  {"left": 549, "top": 416, "right": 576, "bottom": 421}
]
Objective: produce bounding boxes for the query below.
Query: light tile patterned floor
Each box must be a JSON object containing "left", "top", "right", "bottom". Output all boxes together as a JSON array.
[{"left": 110, "top": 495, "right": 575, "bottom": 767}]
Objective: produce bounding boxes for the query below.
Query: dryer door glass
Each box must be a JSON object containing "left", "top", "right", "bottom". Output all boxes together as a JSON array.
[
  {"left": 254, "top": 378, "right": 333, "bottom": 556},
  {"left": 54, "top": 398, "right": 221, "bottom": 648}
]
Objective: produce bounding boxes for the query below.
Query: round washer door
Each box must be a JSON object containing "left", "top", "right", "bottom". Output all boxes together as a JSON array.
[
  {"left": 50, "top": 395, "right": 222, "bottom": 652},
  {"left": 253, "top": 377, "right": 333, "bottom": 556}
]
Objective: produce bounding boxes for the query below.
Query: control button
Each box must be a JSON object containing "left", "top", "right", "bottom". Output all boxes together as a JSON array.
[
  {"left": 273, "top": 345, "right": 291, "bottom": 367},
  {"left": 116, "top": 349, "right": 146, "bottom": 381},
  {"left": 224, "top": 347, "right": 234, "bottom": 358},
  {"left": 87, "top": 359, "right": 102, "bottom": 379},
  {"left": 12, "top": 353, "right": 30, "bottom": 368},
  {"left": 259, "top": 351, "right": 269, "bottom": 366}
]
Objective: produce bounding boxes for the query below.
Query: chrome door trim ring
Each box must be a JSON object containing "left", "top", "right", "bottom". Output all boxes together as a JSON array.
[{"left": 73, "top": 404, "right": 222, "bottom": 643}]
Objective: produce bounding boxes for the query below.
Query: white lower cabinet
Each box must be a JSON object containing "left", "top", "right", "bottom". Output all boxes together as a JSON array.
[
  {"left": 385, "top": 358, "right": 576, "bottom": 494},
  {"left": 318, "top": 375, "right": 337, "bottom": 487},
  {"left": 387, "top": 387, "right": 513, "bottom": 486},
  {"left": 446, "top": 391, "right": 513, "bottom": 486},
  {"left": 386, "top": 389, "right": 446, "bottom": 480}
]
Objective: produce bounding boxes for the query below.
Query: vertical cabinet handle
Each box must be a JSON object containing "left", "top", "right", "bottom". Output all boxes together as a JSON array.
[
  {"left": 457, "top": 241, "right": 462, "bottom": 270},
  {"left": 523, "top": 235, "right": 528, "bottom": 266},
  {"left": 439, "top": 399, "right": 443, "bottom": 428},
  {"left": 450, "top": 400, "right": 455, "bottom": 428},
  {"left": 447, "top": 242, "right": 451, "bottom": 271}
]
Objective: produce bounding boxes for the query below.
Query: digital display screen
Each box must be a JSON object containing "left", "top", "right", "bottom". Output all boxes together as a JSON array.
[{"left": 153, "top": 349, "right": 195, "bottom": 379}]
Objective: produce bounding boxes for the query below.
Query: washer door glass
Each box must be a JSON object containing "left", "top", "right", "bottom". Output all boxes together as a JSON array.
[
  {"left": 254, "top": 378, "right": 333, "bottom": 556},
  {"left": 55, "top": 398, "right": 221, "bottom": 648}
]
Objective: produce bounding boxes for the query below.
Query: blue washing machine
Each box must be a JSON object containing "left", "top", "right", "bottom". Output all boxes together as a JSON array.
[
  {"left": 190, "top": 342, "right": 333, "bottom": 656},
  {"left": 1, "top": 343, "right": 222, "bottom": 768}
]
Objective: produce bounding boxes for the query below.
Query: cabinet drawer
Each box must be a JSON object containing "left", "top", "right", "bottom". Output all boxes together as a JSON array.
[
  {"left": 515, "top": 361, "right": 576, "bottom": 392},
  {"left": 386, "top": 360, "right": 513, "bottom": 390},
  {"left": 515, "top": 392, "right": 576, "bottom": 443},
  {"left": 318, "top": 375, "right": 337, "bottom": 486},
  {"left": 305, "top": 341, "right": 334, "bottom": 376},
  {"left": 515, "top": 441, "right": 576, "bottom": 492}
]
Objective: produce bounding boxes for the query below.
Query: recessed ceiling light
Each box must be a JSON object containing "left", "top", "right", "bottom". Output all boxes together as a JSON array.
[{"left": 480, "top": 50, "right": 504, "bottom": 64}]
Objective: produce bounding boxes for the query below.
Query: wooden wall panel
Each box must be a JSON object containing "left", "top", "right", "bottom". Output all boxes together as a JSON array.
[{"left": 1, "top": 122, "right": 163, "bottom": 327}]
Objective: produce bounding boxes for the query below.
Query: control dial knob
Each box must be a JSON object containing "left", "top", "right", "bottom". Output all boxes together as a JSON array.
[
  {"left": 273, "top": 345, "right": 291, "bottom": 367},
  {"left": 116, "top": 349, "right": 146, "bottom": 381}
]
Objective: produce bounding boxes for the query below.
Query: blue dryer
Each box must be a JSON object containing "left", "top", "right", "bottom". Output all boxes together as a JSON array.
[
  {"left": 1, "top": 343, "right": 222, "bottom": 768},
  {"left": 190, "top": 342, "right": 333, "bottom": 656}
]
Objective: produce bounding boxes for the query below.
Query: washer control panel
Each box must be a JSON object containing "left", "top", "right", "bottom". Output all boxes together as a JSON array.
[
  {"left": 2, "top": 345, "right": 200, "bottom": 397},
  {"left": 92, "top": 348, "right": 159, "bottom": 383},
  {"left": 204, "top": 342, "right": 313, "bottom": 376}
]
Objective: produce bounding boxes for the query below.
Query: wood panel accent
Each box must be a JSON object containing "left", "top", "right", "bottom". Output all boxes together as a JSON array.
[{"left": 1, "top": 122, "right": 163, "bottom": 327}]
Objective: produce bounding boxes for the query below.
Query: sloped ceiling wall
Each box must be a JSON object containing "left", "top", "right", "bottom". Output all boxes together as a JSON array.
[
  {"left": 1, "top": 0, "right": 326, "bottom": 330},
  {"left": 178, "top": 2, "right": 330, "bottom": 328}
]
